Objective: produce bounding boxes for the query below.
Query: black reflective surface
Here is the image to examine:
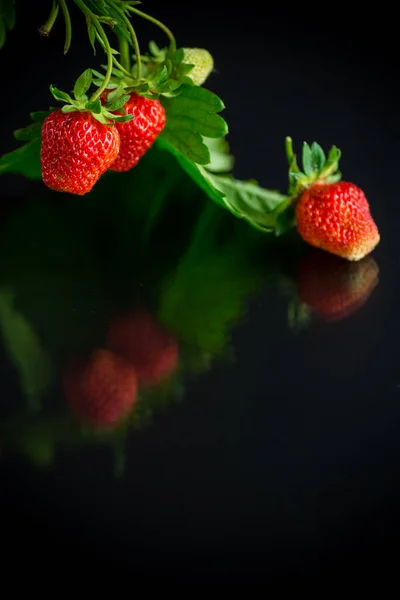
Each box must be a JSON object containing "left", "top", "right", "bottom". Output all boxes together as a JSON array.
[{"left": 1, "top": 2, "right": 399, "bottom": 581}]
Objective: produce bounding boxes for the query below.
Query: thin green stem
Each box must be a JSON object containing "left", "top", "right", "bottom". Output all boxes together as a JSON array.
[
  {"left": 73, "top": 0, "right": 114, "bottom": 100},
  {"left": 59, "top": 0, "right": 72, "bottom": 53},
  {"left": 127, "top": 6, "right": 176, "bottom": 52},
  {"left": 119, "top": 35, "right": 130, "bottom": 72},
  {"left": 107, "top": 1, "right": 141, "bottom": 84},
  {"left": 285, "top": 136, "right": 294, "bottom": 166},
  {"left": 38, "top": 0, "right": 60, "bottom": 36}
]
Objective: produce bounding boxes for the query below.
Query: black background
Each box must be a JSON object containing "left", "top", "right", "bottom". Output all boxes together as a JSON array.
[{"left": 0, "top": 0, "right": 399, "bottom": 582}]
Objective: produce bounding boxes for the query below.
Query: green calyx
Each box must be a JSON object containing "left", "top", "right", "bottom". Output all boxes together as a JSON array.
[
  {"left": 285, "top": 136, "right": 342, "bottom": 197},
  {"left": 50, "top": 68, "right": 133, "bottom": 125}
]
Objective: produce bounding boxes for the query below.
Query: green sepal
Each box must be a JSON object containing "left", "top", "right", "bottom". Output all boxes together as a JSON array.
[
  {"left": 50, "top": 85, "right": 73, "bottom": 104},
  {"left": 106, "top": 94, "right": 130, "bottom": 112},
  {"left": 61, "top": 105, "right": 78, "bottom": 113},
  {"left": 74, "top": 69, "right": 93, "bottom": 99},
  {"left": 84, "top": 98, "right": 102, "bottom": 113}
]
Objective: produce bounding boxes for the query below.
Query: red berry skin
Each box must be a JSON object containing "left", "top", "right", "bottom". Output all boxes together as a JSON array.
[
  {"left": 107, "top": 311, "right": 178, "bottom": 384},
  {"left": 62, "top": 349, "right": 138, "bottom": 429},
  {"left": 41, "top": 110, "right": 120, "bottom": 195},
  {"left": 297, "top": 248, "right": 379, "bottom": 322},
  {"left": 295, "top": 182, "right": 380, "bottom": 261},
  {"left": 104, "top": 92, "right": 166, "bottom": 172}
]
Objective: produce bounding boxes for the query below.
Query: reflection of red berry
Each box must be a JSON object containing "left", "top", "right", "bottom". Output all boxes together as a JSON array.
[
  {"left": 41, "top": 110, "right": 120, "bottom": 195},
  {"left": 62, "top": 349, "right": 138, "bottom": 429},
  {"left": 108, "top": 311, "right": 178, "bottom": 384},
  {"left": 101, "top": 92, "right": 166, "bottom": 172},
  {"left": 297, "top": 249, "right": 379, "bottom": 322},
  {"left": 295, "top": 182, "right": 380, "bottom": 261}
]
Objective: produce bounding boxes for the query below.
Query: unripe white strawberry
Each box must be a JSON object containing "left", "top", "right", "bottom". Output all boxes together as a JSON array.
[{"left": 182, "top": 48, "right": 214, "bottom": 86}]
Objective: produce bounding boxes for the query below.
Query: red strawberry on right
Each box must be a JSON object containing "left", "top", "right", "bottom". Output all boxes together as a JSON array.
[{"left": 285, "top": 137, "right": 380, "bottom": 261}]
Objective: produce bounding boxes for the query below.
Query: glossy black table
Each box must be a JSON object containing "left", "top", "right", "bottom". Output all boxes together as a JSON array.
[{"left": 0, "top": 2, "right": 398, "bottom": 580}]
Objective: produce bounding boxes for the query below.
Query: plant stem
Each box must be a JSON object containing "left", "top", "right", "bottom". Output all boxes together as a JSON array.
[
  {"left": 59, "top": 0, "right": 72, "bottom": 53},
  {"left": 74, "top": 0, "right": 114, "bottom": 100},
  {"left": 119, "top": 35, "right": 130, "bottom": 71},
  {"left": 38, "top": 0, "right": 60, "bottom": 36},
  {"left": 107, "top": 1, "right": 141, "bottom": 84},
  {"left": 127, "top": 6, "right": 176, "bottom": 52},
  {"left": 285, "top": 136, "right": 294, "bottom": 166}
]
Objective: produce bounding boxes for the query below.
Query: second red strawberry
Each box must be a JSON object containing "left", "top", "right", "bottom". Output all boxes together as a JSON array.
[{"left": 102, "top": 92, "right": 166, "bottom": 172}]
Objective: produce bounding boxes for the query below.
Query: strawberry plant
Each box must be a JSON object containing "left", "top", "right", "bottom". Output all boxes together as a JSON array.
[{"left": 0, "top": 1, "right": 380, "bottom": 260}]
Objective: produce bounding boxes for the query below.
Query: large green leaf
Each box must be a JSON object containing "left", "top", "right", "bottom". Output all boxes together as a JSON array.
[
  {"left": 0, "top": 138, "right": 42, "bottom": 179},
  {"left": 156, "top": 137, "right": 291, "bottom": 234},
  {"left": 161, "top": 84, "right": 228, "bottom": 165}
]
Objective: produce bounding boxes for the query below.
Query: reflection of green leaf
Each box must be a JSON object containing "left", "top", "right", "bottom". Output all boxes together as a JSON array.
[
  {"left": 0, "top": 288, "right": 52, "bottom": 410},
  {"left": 0, "top": 200, "right": 106, "bottom": 361},
  {"left": 158, "top": 202, "right": 265, "bottom": 359}
]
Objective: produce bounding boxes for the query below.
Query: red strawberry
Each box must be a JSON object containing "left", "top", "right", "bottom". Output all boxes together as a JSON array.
[
  {"left": 297, "top": 248, "right": 379, "bottom": 322},
  {"left": 295, "top": 182, "right": 380, "bottom": 261},
  {"left": 41, "top": 110, "right": 120, "bottom": 195},
  {"left": 107, "top": 310, "right": 178, "bottom": 384},
  {"left": 62, "top": 349, "right": 138, "bottom": 429},
  {"left": 102, "top": 92, "right": 166, "bottom": 172}
]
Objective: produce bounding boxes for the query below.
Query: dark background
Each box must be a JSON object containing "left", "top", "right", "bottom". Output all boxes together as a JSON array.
[{"left": 0, "top": 0, "right": 399, "bottom": 582}]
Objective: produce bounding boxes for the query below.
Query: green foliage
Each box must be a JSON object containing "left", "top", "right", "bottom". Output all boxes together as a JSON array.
[
  {"left": 161, "top": 84, "right": 228, "bottom": 165},
  {"left": 0, "top": 0, "right": 16, "bottom": 49},
  {"left": 158, "top": 202, "right": 265, "bottom": 359},
  {"left": 0, "top": 288, "right": 52, "bottom": 410}
]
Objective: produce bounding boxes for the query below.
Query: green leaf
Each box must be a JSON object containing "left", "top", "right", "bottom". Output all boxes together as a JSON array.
[
  {"left": 0, "top": 138, "right": 42, "bottom": 179},
  {"left": 156, "top": 136, "right": 224, "bottom": 204},
  {"left": 201, "top": 171, "right": 290, "bottom": 233},
  {"left": 74, "top": 69, "right": 93, "bottom": 99},
  {"left": 156, "top": 136, "right": 290, "bottom": 234},
  {"left": 311, "top": 142, "right": 326, "bottom": 172},
  {"left": 302, "top": 143, "right": 314, "bottom": 177},
  {"left": 0, "top": 288, "right": 52, "bottom": 411},
  {"left": 50, "top": 85, "right": 73, "bottom": 104},
  {"left": 30, "top": 110, "right": 51, "bottom": 123},
  {"left": 203, "top": 137, "right": 234, "bottom": 173},
  {"left": 160, "top": 85, "right": 227, "bottom": 165},
  {"left": 14, "top": 122, "right": 43, "bottom": 141}
]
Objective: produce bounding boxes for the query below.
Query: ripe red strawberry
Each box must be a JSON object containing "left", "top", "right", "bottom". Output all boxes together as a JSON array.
[
  {"left": 41, "top": 110, "right": 120, "bottom": 195},
  {"left": 102, "top": 92, "right": 166, "bottom": 172},
  {"left": 107, "top": 310, "right": 178, "bottom": 384},
  {"left": 295, "top": 182, "right": 380, "bottom": 261},
  {"left": 297, "top": 248, "right": 379, "bottom": 322},
  {"left": 62, "top": 349, "right": 138, "bottom": 429}
]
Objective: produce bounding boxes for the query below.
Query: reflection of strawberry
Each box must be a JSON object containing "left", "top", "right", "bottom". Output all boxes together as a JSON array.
[
  {"left": 62, "top": 349, "right": 138, "bottom": 429},
  {"left": 107, "top": 311, "right": 178, "bottom": 384},
  {"left": 297, "top": 248, "right": 379, "bottom": 322}
]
